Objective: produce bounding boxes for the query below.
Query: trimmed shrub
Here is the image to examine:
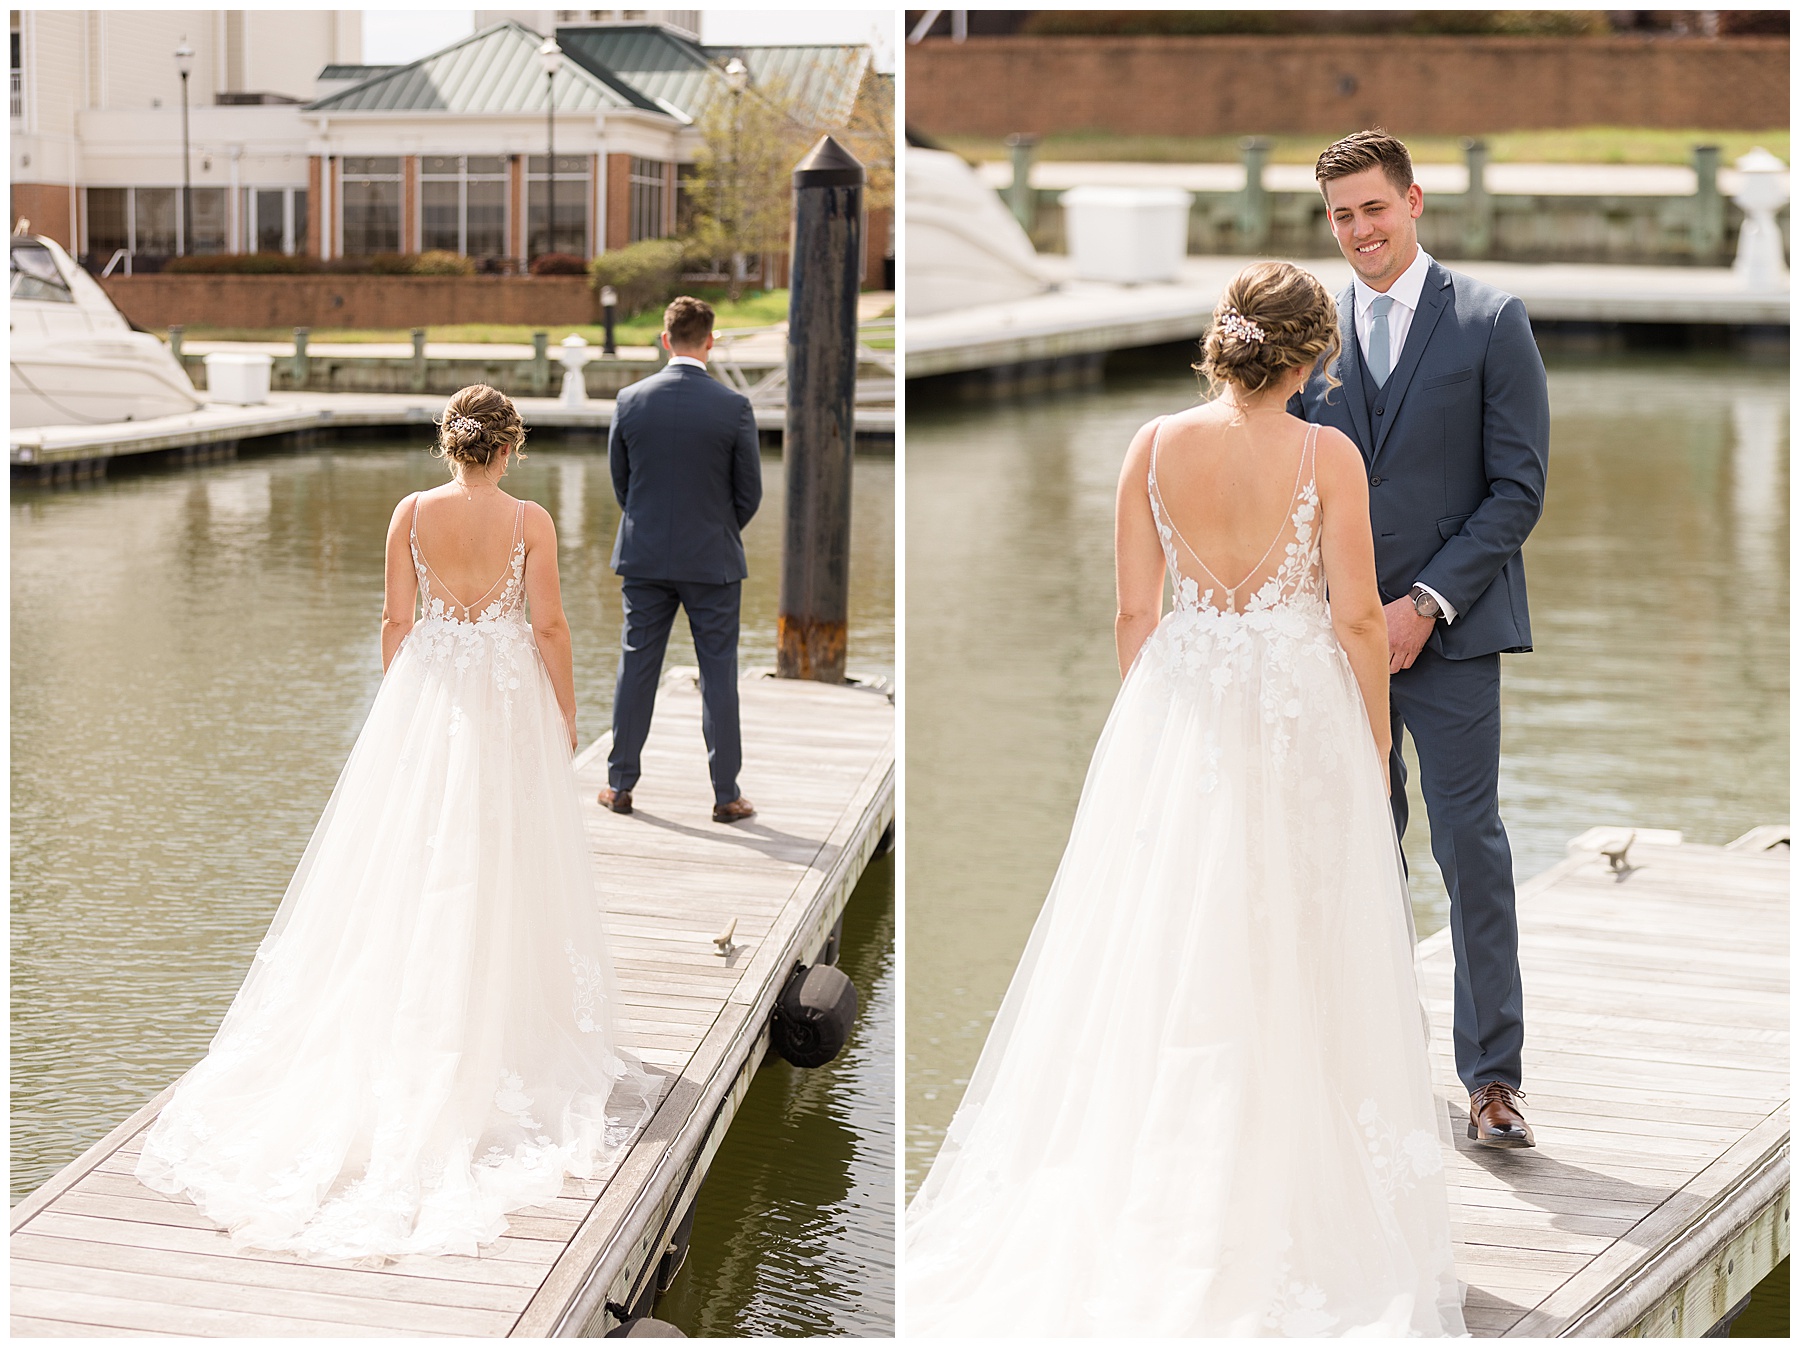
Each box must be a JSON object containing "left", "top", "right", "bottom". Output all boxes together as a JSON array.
[
  {"left": 587, "top": 237, "right": 692, "bottom": 317},
  {"left": 164, "top": 252, "right": 318, "bottom": 274},
  {"left": 530, "top": 251, "right": 589, "bottom": 276},
  {"left": 364, "top": 253, "right": 420, "bottom": 275},
  {"left": 412, "top": 249, "right": 478, "bottom": 276}
]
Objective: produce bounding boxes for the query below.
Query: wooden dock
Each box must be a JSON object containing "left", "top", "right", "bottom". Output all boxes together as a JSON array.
[
  {"left": 1435, "top": 826, "right": 1788, "bottom": 1337},
  {"left": 9, "top": 669, "right": 895, "bottom": 1337},
  {"left": 10, "top": 390, "right": 896, "bottom": 478},
  {"left": 906, "top": 255, "right": 1790, "bottom": 380}
]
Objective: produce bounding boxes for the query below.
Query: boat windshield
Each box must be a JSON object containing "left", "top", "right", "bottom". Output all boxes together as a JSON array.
[{"left": 11, "top": 241, "right": 74, "bottom": 304}]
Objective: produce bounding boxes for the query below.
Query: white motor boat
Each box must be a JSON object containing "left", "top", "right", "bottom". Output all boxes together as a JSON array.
[
  {"left": 906, "top": 147, "right": 1053, "bottom": 318},
  {"left": 10, "top": 234, "right": 203, "bottom": 429}
]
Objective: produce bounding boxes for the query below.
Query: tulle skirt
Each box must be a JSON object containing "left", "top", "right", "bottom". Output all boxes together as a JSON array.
[
  {"left": 906, "top": 602, "right": 1465, "bottom": 1336},
  {"left": 135, "top": 613, "right": 661, "bottom": 1260}
]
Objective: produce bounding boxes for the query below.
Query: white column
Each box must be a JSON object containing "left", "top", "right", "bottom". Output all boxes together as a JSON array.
[{"left": 228, "top": 145, "right": 241, "bottom": 252}]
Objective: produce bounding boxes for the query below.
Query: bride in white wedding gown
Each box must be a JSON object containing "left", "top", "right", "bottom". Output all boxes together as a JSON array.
[
  {"left": 136, "top": 384, "right": 659, "bottom": 1260},
  {"left": 906, "top": 263, "right": 1465, "bottom": 1337}
]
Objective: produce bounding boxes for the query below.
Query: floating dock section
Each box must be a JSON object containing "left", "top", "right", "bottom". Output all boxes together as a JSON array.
[
  {"left": 907, "top": 256, "right": 1790, "bottom": 381},
  {"left": 10, "top": 670, "right": 895, "bottom": 1337},
  {"left": 11, "top": 391, "right": 895, "bottom": 485},
  {"left": 1434, "top": 826, "right": 1788, "bottom": 1337}
]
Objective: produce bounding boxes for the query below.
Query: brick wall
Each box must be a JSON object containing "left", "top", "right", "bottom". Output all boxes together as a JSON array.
[
  {"left": 403, "top": 155, "right": 419, "bottom": 254},
  {"left": 306, "top": 157, "right": 323, "bottom": 258},
  {"left": 907, "top": 35, "right": 1790, "bottom": 138},
  {"left": 508, "top": 155, "right": 525, "bottom": 259},
  {"left": 99, "top": 274, "right": 599, "bottom": 331},
  {"left": 11, "top": 183, "right": 74, "bottom": 250},
  {"left": 606, "top": 154, "right": 631, "bottom": 251}
]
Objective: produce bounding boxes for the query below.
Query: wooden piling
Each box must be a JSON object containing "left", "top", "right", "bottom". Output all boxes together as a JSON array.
[{"left": 777, "top": 135, "right": 864, "bottom": 684}]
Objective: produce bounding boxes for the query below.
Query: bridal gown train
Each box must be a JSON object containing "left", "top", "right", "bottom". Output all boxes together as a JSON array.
[
  {"left": 136, "top": 496, "right": 660, "bottom": 1260},
  {"left": 906, "top": 422, "right": 1466, "bottom": 1337}
]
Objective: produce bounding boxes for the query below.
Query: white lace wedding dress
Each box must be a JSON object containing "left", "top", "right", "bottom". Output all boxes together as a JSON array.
[
  {"left": 906, "top": 422, "right": 1465, "bottom": 1337},
  {"left": 135, "top": 495, "right": 660, "bottom": 1260}
]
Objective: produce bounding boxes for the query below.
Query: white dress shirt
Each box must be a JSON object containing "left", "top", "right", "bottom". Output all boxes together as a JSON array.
[
  {"left": 1351, "top": 247, "right": 1458, "bottom": 624},
  {"left": 1351, "top": 245, "right": 1432, "bottom": 372},
  {"left": 667, "top": 354, "right": 708, "bottom": 370}
]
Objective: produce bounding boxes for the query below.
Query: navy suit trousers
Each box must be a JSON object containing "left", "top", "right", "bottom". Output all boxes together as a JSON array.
[
  {"left": 1389, "top": 647, "right": 1524, "bottom": 1093},
  {"left": 608, "top": 578, "right": 743, "bottom": 806}
]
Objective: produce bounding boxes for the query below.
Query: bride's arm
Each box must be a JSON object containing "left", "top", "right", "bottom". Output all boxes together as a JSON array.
[
  {"left": 521, "top": 502, "right": 579, "bottom": 751},
  {"left": 1114, "top": 419, "right": 1166, "bottom": 679},
  {"left": 381, "top": 496, "right": 417, "bottom": 672},
  {"left": 1315, "top": 430, "right": 1393, "bottom": 789}
]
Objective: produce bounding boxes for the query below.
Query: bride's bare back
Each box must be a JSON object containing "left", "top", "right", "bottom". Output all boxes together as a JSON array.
[
  {"left": 1149, "top": 405, "right": 1315, "bottom": 612},
  {"left": 410, "top": 485, "right": 527, "bottom": 621}
]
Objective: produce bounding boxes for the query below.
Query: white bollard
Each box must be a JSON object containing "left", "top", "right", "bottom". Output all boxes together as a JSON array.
[
  {"left": 558, "top": 333, "right": 590, "bottom": 407},
  {"left": 1730, "top": 147, "right": 1789, "bottom": 290}
]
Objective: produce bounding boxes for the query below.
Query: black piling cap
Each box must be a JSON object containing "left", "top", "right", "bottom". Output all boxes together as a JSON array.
[{"left": 794, "top": 134, "right": 864, "bottom": 189}]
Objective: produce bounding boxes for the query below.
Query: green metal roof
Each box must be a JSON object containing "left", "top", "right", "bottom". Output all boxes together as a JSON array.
[
  {"left": 721, "top": 42, "right": 872, "bottom": 127},
  {"left": 557, "top": 24, "right": 871, "bottom": 127},
  {"left": 307, "top": 22, "right": 639, "bottom": 115},
  {"left": 307, "top": 20, "right": 872, "bottom": 127}
]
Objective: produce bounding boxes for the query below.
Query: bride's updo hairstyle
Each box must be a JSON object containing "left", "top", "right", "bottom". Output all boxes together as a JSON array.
[
  {"left": 434, "top": 384, "right": 527, "bottom": 472},
  {"left": 1196, "top": 260, "right": 1341, "bottom": 398}
]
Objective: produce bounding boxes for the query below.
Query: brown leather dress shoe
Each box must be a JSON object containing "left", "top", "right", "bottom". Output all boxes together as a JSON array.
[
  {"left": 1468, "top": 1082, "right": 1535, "bottom": 1148},
  {"left": 712, "top": 796, "right": 756, "bottom": 823},
  {"left": 597, "top": 786, "right": 632, "bottom": 815}
]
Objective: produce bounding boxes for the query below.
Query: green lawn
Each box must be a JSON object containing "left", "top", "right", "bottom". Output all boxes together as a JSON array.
[
  {"left": 185, "top": 288, "right": 793, "bottom": 347},
  {"left": 938, "top": 127, "right": 1790, "bottom": 168}
]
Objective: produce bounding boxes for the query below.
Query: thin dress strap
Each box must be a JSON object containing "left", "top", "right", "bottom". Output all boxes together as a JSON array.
[
  {"left": 411, "top": 493, "right": 520, "bottom": 622},
  {"left": 1151, "top": 416, "right": 1310, "bottom": 611}
]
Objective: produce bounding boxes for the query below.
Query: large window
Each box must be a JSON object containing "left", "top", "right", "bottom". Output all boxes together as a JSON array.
[
  {"left": 86, "top": 184, "right": 302, "bottom": 266},
  {"left": 422, "top": 155, "right": 509, "bottom": 259},
  {"left": 340, "top": 156, "right": 402, "bottom": 256},
  {"left": 627, "top": 157, "right": 667, "bottom": 244},
  {"left": 85, "top": 188, "right": 129, "bottom": 263},
  {"left": 527, "top": 154, "right": 589, "bottom": 258},
  {"left": 254, "top": 189, "right": 285, "bottom": 252},
  {"left": 188, "top": 187, "right": 227, "bottom": 255},
  {"left": 135, "top": 188, "right": 178, "bottom": 257},
  {"left": 244, "top": 186, "right": 307, "bottom": 255}
]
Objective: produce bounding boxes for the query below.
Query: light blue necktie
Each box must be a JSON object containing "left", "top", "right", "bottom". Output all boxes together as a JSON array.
[{"left": 1368, "top": 294, "right": 1394, "bottom": 388}]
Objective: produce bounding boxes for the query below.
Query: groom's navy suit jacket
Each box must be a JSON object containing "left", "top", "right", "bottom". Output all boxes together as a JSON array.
[
  {"left": 1296, "top": 260, "right": 1549, "bottom": 660},
  {"left": 608, "top": 362, "right": 763, "bottom": 583}
]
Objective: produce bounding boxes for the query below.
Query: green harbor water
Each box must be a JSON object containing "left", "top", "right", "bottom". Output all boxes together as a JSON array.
[
  {"left": 11, "top": 438, "right": 894, "bottom": 1335},
  {"left": 905, "top": 351, "right": 1788, "bottom": 1327}
]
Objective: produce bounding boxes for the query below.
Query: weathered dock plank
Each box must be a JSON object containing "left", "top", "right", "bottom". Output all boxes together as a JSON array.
[
  {"left": 10, "top": 670, "right": 894, "bottom": 1337},
  {"left": 1428, "top": 827, "right": 1789, "bottom": 1338}
]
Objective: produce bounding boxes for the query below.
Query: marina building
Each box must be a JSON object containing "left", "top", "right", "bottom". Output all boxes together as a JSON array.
[{"left": 10, "top": 9, "right": 876, "bottom": 273}]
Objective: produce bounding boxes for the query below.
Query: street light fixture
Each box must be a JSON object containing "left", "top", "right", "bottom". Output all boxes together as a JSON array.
[
  {"left": 175, "top": 37, "right": 195, "bottom": 256},
  {"left": 724, "top": 58, "right": 748, "bottom": 293},
  {"left": 538, "top": 37, "right": 564, "bottom": 261}
]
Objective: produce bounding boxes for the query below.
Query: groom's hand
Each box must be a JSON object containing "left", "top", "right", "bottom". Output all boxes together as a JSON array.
[{"left": 1384, "top": 597, "right": 1435, "bottom": 673}]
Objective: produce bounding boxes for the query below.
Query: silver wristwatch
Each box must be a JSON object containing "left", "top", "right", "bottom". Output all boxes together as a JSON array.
[{"left": 1409, "top": 584, "right": 1442, "bottom": 619}]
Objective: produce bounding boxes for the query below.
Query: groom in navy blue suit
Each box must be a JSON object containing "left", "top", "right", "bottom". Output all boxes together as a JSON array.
[
  {"left": 1295, "top": 131, "right": 1550, "bottom": 1148},
  {"left": 600, "top": 296, "right": 763, "bottom": 823}
]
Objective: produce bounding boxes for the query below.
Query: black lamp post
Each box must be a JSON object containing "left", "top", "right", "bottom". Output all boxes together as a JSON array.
[
  {"left": 175, "top": 37, "right": 194, "bottom": 256},
  {"left": 724, "top": 57, "right": 747, "bottom": 294},
  {"left": 538, "top": 37, "right": 563, "bottom": 259}
]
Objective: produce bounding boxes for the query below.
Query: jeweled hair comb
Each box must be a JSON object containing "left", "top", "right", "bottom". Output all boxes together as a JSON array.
[{"left": 1214, "top": 305, "right": 1266, "bottom": 344}]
